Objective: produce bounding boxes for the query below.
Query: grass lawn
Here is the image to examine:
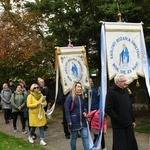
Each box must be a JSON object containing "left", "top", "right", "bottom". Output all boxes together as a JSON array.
[
  {"left": 134, "top": 113, "right": 150, "bottom": 134},
  {"left": 0, "top": 131, "right": 45, "bottom": 150}
]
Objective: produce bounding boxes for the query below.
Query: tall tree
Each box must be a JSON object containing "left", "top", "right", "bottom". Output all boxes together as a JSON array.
[{"left": 0, "top": 1, "right": 55, "bottom": 83}]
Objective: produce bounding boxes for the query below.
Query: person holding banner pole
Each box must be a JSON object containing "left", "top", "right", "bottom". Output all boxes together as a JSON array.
[
  {"left": 85, "top": 78, "right": 100, "bottom": 112},
  {"left": 58, "top": 84, "right": 70, "bottom": 139},
  {"left": 105, "top": 74, "right": 138, "bottom": 150},
  {"left": 65, "top": 82, "right": 89, "bottom": 150}
]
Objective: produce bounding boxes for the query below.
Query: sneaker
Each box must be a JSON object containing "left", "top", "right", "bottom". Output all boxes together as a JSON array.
[
  {"left": 14, "top": 128, "right": 17, "bottom": 132},
  {"left": 28, "top": 136, "right": 34, "bottom": 143},
  {"left": 40, "top": 139, "right": 47, "bottom": 146},
  {"left": 22, "top": 129, "right": 27, "bottom": 134}
]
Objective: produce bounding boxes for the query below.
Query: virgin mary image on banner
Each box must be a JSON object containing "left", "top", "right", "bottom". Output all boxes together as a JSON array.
[
  {"left": 120, "top": 44, "right": 129, "bottom": 67},
  {"left": 71, "top": 62, "right": 78, "bottom": 79}
]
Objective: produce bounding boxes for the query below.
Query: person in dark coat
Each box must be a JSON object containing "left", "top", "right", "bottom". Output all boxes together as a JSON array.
[
  {"left": 8, "top": 79, "right": 16, "bottom": 119},
  {"left": 105, "top": 74, "right": 138, "bottom": 150},
  {"left": 59, "top": 84, "right": 70, "bottom": 139},
  {"left": 38, "top": 77, "right": 51, "bottom": 131},
  {"left": 65, "top": 82, "right": 89, "bottom": 150},
  {"left": 8, "top": 79, "right": 16, "bottom": 93},
  {"left": 86, "top": 78, "right": 100, "bottom": 111}
]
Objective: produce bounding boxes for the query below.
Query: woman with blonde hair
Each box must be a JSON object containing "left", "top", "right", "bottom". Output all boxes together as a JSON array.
[
  {"left": 1, "top": 83, "right": 12, "bottom": 124},
  {"left": 27, "top": 83, "right": 47, "bottom": 146},
  {"left": 65, "top": 82, "right": 89, "bottom": 150}
]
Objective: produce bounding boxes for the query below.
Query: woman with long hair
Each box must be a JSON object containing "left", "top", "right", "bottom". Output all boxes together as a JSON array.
[{"left": 65, "top": 82, "right": 89, "bottom": 150}]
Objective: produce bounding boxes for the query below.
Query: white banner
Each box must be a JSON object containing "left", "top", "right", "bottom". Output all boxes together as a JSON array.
[
  {"left": 56, "top": 46, "right": 90, "bottom": 95},
  {"left": 98, "top": 22, "right": 150, "bottom": 150},
  {"left": 105, "top": 22, "right": 144, "bottom": 83}
]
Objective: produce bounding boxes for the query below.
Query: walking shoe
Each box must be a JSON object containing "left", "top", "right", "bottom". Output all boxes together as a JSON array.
[
  {"left": 14, "top": 128, "right": 17, "bottom": 132},
  {"left": 40, "top": 139, "right": 47, "bottom": 146},
  {"left": 22, "top": 129, "right": 27, "bottom": 134},
  {"left": 28, "top": 136, "right": 34, "bottom": 143}
]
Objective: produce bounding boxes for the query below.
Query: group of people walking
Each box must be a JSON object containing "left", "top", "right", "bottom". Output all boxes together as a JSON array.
[
  {"left": 62, "top": 75, "right": 138, "bottom": 150},
  {"left": 0, "top": 74, "right": 139, "bottom": 150},
  {"left": 0, "top": 78, "right": 51, "bottom": 146}
]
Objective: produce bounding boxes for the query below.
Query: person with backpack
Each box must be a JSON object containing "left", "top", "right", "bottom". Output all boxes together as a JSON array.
[
  {"left": 1, "top": 83, "right": 12, "bottom": 124},
  {"left": 37, "top": 77, "right": 51, "bottom": 131},
  {"left": 65, "top": 82, "right": 89, "bottom": 150},
  {"left": 11, "top": 84, "right": 27, "bottom": 134},
  {"left": 84, "top": 110, "right": 107, "bottom": 150}
]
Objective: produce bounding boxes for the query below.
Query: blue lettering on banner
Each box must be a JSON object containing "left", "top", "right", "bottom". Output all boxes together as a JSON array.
[
  {"left": 116, "top": 36, "right": 131, "bottom": 43},
  {"left": 113, "top": 63, "right": 119, "bottom": 72},
  {"left": 110, "top": 42, "right": 116, "bottom": 59},
  {"left": 132, "top": 62, "right": 139, "bottom": 71},
  {"left": 127, "top": 70, "right": 132, "bottom": 73},
  {"left": 109, "top": 36, "right": 140, "bottom": 75},
  {"left": 120, "top": 70, "right": 126, "bottom": 74},
  {"left": 131, "top": 41, "right": 140, "bottom": 58}
]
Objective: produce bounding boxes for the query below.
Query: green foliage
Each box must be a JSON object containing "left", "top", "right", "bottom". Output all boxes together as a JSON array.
[
  {"left": 0, "top": 132, "right": 45, "bottom": 150},
  {"left": 0, "top": 0, "right": 150, "bottom": 84}
]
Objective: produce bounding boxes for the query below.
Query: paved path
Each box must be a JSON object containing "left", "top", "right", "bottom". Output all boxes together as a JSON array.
[{"left": 0, "top": 110, "right": 149, "bottom": 150}]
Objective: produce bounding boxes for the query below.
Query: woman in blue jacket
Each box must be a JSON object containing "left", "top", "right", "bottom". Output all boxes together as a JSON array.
[{"left": 65, "top": 82, "right": 89, "bottom": 150}]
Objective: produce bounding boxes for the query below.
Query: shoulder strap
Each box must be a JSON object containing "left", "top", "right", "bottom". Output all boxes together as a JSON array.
[
  {"left": 91, "top": 110, "right": 98, "bottom": 121},
  {"left": 14, "top": 92, "right": 24, "bottom": 98}
]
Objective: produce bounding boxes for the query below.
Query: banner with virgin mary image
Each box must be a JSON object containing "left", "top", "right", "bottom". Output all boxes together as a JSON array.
[{"left": 55, "top": 46, "right": 90, "bottom": 95}]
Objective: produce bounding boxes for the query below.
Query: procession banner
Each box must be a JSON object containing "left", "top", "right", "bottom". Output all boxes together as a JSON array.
[
  {"left": 103, "top": 22, "right": 150, "bottom": 94},
  {"left": 97, "top": 22, "right": 150, "bottom": 150},
  {"left": 55, "top": 46, "right": 90, "bottom": 95}
]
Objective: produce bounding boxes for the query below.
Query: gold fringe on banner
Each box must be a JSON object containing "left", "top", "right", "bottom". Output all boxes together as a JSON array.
[
  {"left": 81, "top": 46, "right": 88, "bottom": 67},
  {"left": 55, "top": 47, "right": 61, "bottom": 71}
]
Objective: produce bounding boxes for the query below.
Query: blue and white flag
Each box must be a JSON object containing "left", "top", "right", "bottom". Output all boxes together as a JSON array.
[
  {"left": 96, "top": 22, "right": 150, "bottom": 150},
  {"left": 103, "top": 22, "right": 150, "bottom": 94},
  {"left": 105, "top": 22, "right": 146, "bottom": 83}
]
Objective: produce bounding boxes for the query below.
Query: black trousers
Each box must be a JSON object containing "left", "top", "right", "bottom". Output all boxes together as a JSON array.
[
  {"left": 113, "top": 125, "right": 138, "bottom": 150},
  {"left": 94, "top": 132, "right": 105, "bottom": 149},
  {"left": 3, "top": 109, "right": 11, "bottom": 121},
  {"left": 13, "top": 112, "right": 26, "bottom": 130},
  {"left": 61, "top": 101, "right": 70, "bottom": 136}
]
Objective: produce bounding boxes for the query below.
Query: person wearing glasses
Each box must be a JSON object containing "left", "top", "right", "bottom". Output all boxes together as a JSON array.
[
  {"left": 27, "top": 83, "right": 47, "bottom": 146},
  {"left": 65, "top": 82, "right": 89, "bottom": 150},
  {"left": 105, "top": 74, "right": 138, "bottom": 150}
]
